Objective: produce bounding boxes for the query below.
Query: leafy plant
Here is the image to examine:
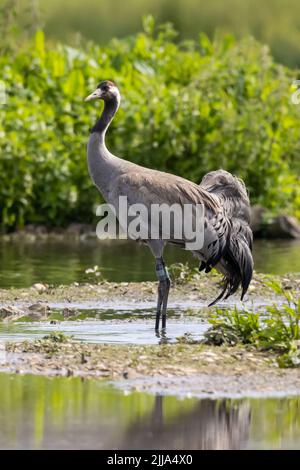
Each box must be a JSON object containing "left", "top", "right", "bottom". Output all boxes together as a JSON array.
[
  {"left": 204, "top": 309, "right": 260, "bottom": 346},
  {"left": 43, "top": 331, "right": 69, "bottom": 343},
  {"left": 176, "top": 332, "right": 200, "bottom": 344},
  {"left": 204, "top": 280, "right": 300, "bottom": 367},
  {"left": 168, "top": 262, "right": 200, "bottom": 284},
  {"left": 0, "top": 21, "right": 300, "bottom": 230}
]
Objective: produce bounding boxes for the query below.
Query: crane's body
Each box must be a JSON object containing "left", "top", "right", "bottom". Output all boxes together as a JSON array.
[{"left": 85, "top": 81, "right": 254, "bottom": 330}]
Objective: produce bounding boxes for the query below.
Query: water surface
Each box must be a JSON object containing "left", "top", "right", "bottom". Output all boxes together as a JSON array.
[
  {"left": 0, "top": 239, "right": 299, "bottom": 288},
  {"left": 0, "top": 373, "right": 299, "bottom": 450},
  {"left": 0, "top": 306, "right": 208, "bottom": 345}
]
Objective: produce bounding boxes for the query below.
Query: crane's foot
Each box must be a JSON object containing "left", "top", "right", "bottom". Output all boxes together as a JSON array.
[
  {"left": 154, "top": 257, "right": 170, "bottom": 331},
  {"left": 155, "top": 328, "right": 168, "bottom": 344}
]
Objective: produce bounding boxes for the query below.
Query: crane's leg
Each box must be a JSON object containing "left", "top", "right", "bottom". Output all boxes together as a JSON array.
[{"left": 155, "top": 257, "right": 170, "bottom": 330}]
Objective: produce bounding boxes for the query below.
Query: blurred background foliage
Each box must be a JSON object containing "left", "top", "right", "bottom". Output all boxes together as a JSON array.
[
  {"left": 4, "top": 0, "right": 300, "bottom": 68},
  {"left": 0, "top": 1, "right": 300, "bottom": 230}
]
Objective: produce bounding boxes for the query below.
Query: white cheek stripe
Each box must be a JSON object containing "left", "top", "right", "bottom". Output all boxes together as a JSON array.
[{"left": 110, "top": 86, "right": 121, "bottom": 102}]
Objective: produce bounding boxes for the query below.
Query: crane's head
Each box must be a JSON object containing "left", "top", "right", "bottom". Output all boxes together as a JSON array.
[{"left": 85, "top": 80, "right": 120, "bottom": 103}]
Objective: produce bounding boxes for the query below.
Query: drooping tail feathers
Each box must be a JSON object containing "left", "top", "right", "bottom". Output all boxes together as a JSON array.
[
  {"left": 199, "top": 170, "right": 254, "bottom": 305},
  {"left": 207, "top": 223, "right": 254, "bottom": 306},
  {"left": 200, "top": 169, "right": 251, "bottom": 223}
]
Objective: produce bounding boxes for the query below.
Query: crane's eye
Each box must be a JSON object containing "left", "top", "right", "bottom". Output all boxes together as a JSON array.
[{"left": 102, "top": 85, "right": 109, "bottom": 92}]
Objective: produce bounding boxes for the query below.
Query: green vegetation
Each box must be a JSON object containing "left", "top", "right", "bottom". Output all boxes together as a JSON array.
[
  {"left": 0, "top": 19, "right": 300, "bottom": 230},
  {"left": 16, "top": 332, "right": 71, "bottom": 355},
  {"left": 0, "top": 0, "right": 42, "bottom": 55},
  {"left": 168, "top": 262, "right": 200, "bottom": 285},
  {"left": 7, "top": 0, "right": 300, "bottom": 68},
  {"left": 204, "top": 280, "right": 300, "bottom": 367},
  {"left": 43, "top": 331, "right": 69, "bottom": 343}
]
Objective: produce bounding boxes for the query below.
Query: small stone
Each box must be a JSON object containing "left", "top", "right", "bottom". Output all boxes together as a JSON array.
[
  {"left": 32, "top": 283, "right": 48, "bottom": 292},
  {"left": 81, "top": 353, "right": 88, "bottom": 364},
  {"left": 0, "top": 305, "right": 25, "bottom": 318},
  {"left": 62, "top": 307, "right": 77, "bottom": 318},
  {"left": 28, "top": 303, "right": 50, "bottom": 314}
]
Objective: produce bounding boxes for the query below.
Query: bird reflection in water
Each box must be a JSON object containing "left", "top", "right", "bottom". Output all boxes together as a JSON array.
[{"left": 119, "top": 395, "right": 251, "bottom": 450}]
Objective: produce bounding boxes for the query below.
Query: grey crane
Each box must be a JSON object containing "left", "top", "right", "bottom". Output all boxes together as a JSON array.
[{"left": 85, "top": 80, "right": 254, "bottom": 330}]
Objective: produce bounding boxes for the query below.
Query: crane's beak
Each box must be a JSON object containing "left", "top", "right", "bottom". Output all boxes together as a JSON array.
[{"left": 84, "top": 88, "right": 102, "bottom": 102}]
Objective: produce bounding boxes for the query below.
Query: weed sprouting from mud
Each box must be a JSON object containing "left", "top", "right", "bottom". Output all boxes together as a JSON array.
[{"left": 204, "top": 280, "right": 300, "bottom": 367}]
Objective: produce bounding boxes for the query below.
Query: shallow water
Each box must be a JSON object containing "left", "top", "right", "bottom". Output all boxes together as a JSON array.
[
  {"left": 0, "top": 373, "right": 299, "bottom": 450},
  {"left": 0, "top": 295, "right": 274, "bottom": 346},
  {"left": 0, "top": 239, "right": 299, "bottom": 288},
  {"left": 0, "top": 307, "right": 208, "bottom": 345},
  {"left": 0, "top": 239, "right": 299, "bottom": 450}
]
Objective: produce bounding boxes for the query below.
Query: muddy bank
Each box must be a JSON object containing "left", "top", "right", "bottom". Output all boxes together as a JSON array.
[
  {"left": 251, "top": 206, "right": 300, "bottom": 239},
  {"left": 0, "top": 272, "right": 299, "bottom": 397},
  {"left": 0, "top": 272, "right": 299, "bottom": 322},
  {"left": 2, "top": 337, "right": 300, "bottom": 397},
  {"left": 118, "top": 373, "right": 300, "bottom": 398},
  {"left": 2, "top": 210, "right": 300, "bottom": 241}
]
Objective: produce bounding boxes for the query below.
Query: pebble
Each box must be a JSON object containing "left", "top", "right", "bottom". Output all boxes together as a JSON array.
[
  {"left": 28, "top": 303, "right": 50, "bottom": 314},
  {"left": 32, "top": 283, "right": 48, "bottom": 292},
  {"left": 0, "top": 305, "right": 25, "bottom": 317}
]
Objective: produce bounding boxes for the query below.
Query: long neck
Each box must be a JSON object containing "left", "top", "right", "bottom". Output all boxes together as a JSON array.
[
  {"left": 91, "top": 97, "right": 119, "bottom": 142},
  {"left": 87, "top": 95, "right": 121, "bottom": 200}
]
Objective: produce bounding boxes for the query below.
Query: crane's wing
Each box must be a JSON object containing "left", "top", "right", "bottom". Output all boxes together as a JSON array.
[
  {"left": 199, "top": 170, "right": 254, "bottom": 304},
  {"left": 113, "top": 169, "right": 229, "bottom": 266},
  {"left": 114, "top": 169, "right": 219, "bottom": 211},
  {"left": 113, "top": 168, "right": 253, "bottom": 305}
]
